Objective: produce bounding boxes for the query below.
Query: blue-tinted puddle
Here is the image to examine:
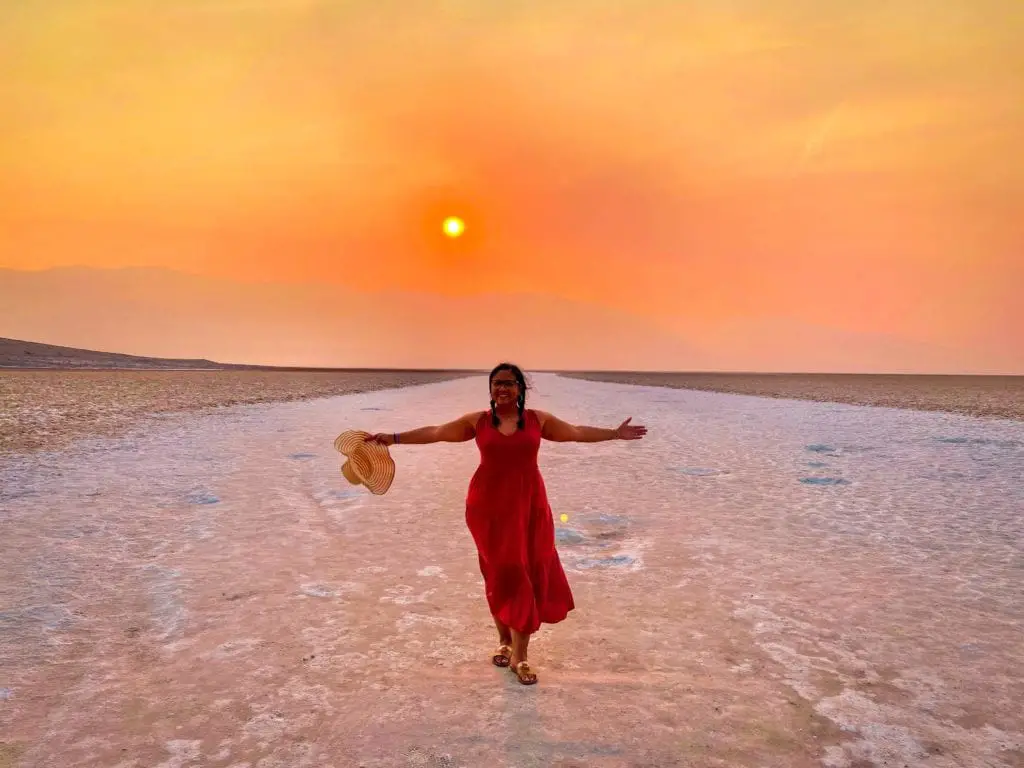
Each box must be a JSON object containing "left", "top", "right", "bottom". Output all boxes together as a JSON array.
[
  {"left": 935, "top": 437, "right": 1020, "bottom": 449},
  {"left": 799, "top": 477, "right": 850, "bottom": 486},
  {"left": 556, "top": 529, "right": 585, "bottom": 545},
  {"left": 920, "top": 469, "right": 971, "bottom": 481},
  {"left": 576, "top": 555, "right": 635, "bottom": 569},
  {"left": 186, "top": 491, "right": 220, "bottom": 505},
  {"left": 288, "top": 453, "right": 317, "bottom": 460},
  {"left": 596, "top": 514, "right": 628, "bottom": 525},
  {"left": 806, "top": 444, "right": 838, "bottom": 455},
  {"left": 807, "top": 461, "right": 829, "bottom": 468},
  {"left": 300, "top": 584, "right": 337, "bottom": 598}
]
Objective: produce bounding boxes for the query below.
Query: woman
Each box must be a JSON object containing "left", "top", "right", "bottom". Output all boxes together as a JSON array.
[{"left": 371, "top": 363, "right": 647, "bottom": 685}]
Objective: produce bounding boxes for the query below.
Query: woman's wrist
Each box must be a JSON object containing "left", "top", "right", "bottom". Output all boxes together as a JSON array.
[{"left": 575, "top": 425, "right": 619, "bottom": 442}]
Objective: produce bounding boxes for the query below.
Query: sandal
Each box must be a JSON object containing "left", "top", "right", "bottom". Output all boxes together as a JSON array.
[
  {"left": 511, "top": 660, "right": 538, "bottom": 685},
  {"left": 492, "top": 644, "right": 512, "bottom": 667}
]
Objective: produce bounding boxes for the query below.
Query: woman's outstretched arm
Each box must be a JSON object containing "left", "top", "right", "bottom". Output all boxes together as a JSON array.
[
  {"left": 535, "top": 411, "right": 647, "bottom": 443},
  {"left": 371, "top": 412, "right": 482, "bottom": 446}
]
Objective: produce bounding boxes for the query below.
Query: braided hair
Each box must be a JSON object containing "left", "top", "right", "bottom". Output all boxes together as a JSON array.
[{"left": 489, "top": 362, "right": 529, "bottom": 431}]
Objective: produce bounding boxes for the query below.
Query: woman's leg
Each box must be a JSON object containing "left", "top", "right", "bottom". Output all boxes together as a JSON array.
[
  {"left": 510, "top": 629, "right": 530, "bottom": 662},
  {"left": 493, "top": 615, "right": 512, "bottom": 646},
  {"left": 491, "top": 615, "right": 513, "bottom": 666},
  {"left": 509, "top": 629, "right": 537, "bottom": 683}
]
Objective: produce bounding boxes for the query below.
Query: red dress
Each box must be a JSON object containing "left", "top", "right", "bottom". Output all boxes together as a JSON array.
[{"left": 465, "top": 409, "right": 575, "bottom": 634}]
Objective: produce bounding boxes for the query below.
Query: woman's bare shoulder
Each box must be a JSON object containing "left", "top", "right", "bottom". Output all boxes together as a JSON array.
[
  {"left": 531, "top": 409, "right": 553, "bottom": 426},
  {"left": 461, "top": 410, "right": 487, "bottom": 425}
]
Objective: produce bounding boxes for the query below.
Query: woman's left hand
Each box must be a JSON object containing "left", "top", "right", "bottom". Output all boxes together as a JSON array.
[{"left": 615, "top": 417, "right": 647, "bottom": 440}]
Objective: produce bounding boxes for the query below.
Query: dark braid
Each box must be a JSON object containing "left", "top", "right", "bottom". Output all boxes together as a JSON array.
[{"left": 488, "top": 362, "right": 530, "bottom": 432}]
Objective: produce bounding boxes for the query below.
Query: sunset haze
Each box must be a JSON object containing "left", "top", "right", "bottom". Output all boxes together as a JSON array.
[{"left": 2, "top": 0, "right": 1022, "bottom": 372}]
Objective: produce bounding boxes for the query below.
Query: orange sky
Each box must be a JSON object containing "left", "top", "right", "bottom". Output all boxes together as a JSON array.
[{"left": 1, "top": 1, "right": 1022, "bottom": 372}]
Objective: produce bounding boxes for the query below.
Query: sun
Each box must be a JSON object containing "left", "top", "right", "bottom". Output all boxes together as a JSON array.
[{"left": 442, "top": 216, "right": 465, "bottom": 238}]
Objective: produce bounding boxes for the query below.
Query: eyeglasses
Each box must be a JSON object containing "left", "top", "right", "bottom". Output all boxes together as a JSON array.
[{"left": 491, "top": 379, "right": 519, "bottom": 389}]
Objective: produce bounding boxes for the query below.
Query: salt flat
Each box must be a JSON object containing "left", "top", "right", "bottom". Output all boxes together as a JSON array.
[{"left": 1, "top": 374, "right": 1022, "bottom": 768}]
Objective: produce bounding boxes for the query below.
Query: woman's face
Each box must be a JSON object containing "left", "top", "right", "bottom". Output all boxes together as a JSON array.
[{"left": 490, "top": 370, "right": 520, "bottom": 406}]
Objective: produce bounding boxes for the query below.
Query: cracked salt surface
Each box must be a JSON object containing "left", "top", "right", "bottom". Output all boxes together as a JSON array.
[{"left": 1, "top": 374, "right": 1022, "bottom": 767}]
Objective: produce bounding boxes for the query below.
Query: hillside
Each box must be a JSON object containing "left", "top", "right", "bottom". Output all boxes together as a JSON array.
[{"left": 0, "top": 337, "right": 231, "bottom": 370}]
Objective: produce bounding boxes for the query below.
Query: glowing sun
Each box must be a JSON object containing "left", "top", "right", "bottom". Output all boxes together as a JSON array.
[{"left": 442, "top": 216, "right": 465, "bottom": 238}]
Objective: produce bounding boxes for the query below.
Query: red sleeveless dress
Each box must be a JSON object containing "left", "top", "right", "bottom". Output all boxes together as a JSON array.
[{"left": 465, "top": 409, "right": 575, "bottom": 634}]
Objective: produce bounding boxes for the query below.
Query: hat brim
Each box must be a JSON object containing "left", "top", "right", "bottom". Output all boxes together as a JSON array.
[
  {"left": 335, "top": 430, "right": 370, "bottom": 457},
  {"left": 335, "top": 430, "right": 395, "bottom": 495},
  {"left": 341, "top": 460, "right": 361, "bottom": 485}
]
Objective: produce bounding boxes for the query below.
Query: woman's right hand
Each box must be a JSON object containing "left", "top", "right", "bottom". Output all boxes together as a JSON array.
[{"left": 369, "top": 433, "right": 396, "bottom": 446}]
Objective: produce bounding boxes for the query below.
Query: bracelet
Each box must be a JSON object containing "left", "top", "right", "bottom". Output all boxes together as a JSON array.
[{"left": 393, "top": 433, "right": 399, "bottom": 444}]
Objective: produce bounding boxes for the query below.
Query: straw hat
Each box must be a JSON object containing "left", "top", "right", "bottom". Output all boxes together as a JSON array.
[{"left": 333, "top": 430, "right": 396, "bottom": 496}]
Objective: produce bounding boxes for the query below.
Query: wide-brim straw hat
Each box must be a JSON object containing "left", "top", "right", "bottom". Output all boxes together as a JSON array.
[{"left": 333, "top": 430, "right": 396, "bottom": 496}]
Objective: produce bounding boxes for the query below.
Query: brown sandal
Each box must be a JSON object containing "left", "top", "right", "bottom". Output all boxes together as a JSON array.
[
  {"left": 492, "top": 644, "right": 512, "bottom": 667},
  {"left": 511, "top": 660, "right": 538, "bottom": 685}
]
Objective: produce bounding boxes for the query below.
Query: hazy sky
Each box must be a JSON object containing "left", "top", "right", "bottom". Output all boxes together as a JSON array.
[{"left": 1, "top": 1, "right": 1022, "bottom": 371}]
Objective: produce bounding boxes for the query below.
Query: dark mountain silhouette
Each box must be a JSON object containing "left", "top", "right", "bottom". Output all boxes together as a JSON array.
[{"left": 0, "top": 336, "right": 232, "bottom": 369}]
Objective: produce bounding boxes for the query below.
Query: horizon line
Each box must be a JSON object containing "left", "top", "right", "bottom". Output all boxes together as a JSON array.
[
  {"left": 3, "top": 365, "right": 1022, "bottom": 378},
  {"left": 3, "top": 337, "right": 1021, "bottom": 378}
]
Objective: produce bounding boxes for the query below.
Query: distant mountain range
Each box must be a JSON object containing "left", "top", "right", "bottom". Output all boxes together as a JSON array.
[
  {"left": 0, "top": 337, "right": 475, "bottom": 371},
  {"left": 0, "top": 336, "right": 234, "bottom": 370}
]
